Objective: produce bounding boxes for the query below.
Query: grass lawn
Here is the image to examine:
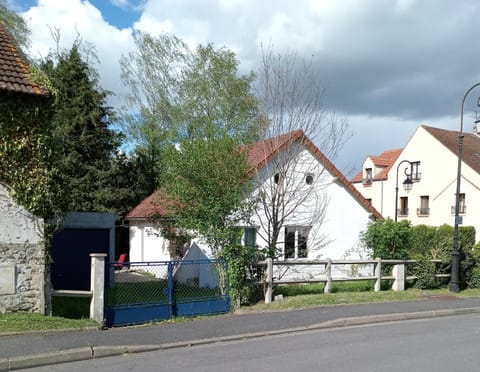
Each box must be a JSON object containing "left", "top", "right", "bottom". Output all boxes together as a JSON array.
[
  {"left": 237, "top": 282, "right": 480, "bottom": 313},
  {"left": 2, "top": 282, "right": 479, "bottom": 333},
  {"left": 0, "top": 312, "right": 98, "bottom": 333}
]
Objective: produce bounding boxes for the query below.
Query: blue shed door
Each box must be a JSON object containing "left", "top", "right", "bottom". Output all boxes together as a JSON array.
[{"left": 51, "top": 228, "right": 110, "bottom": 290}]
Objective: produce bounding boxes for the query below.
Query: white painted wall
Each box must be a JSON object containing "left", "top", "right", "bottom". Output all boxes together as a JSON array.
[
  {"left": 251, "top": 145, "right": 373, "bottom": 260},
  {"left": 129, "top": 222, "right": 171, "bottom": 262},
  {"left": 129, "top": 143, "right": 375, "bottom": 263},
  {"left": 354, "top": 126, "right": 480, "bottom": 240}
]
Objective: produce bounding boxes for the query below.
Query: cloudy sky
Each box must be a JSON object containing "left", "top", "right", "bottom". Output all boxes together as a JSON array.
[{"left": 11, "top": 0, "right": 480, "bottom": 177}]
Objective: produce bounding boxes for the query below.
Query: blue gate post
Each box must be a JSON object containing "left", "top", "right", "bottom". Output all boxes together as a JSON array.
[{"left": 167, "top": 261, "right": 175, "bottom": 316}]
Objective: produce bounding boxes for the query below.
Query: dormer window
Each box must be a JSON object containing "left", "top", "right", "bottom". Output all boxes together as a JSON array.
[{"left": 363, "top": 168, "right": 373, "bottom": 186}]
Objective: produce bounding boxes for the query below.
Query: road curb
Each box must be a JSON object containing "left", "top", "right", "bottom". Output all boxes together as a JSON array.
[{"left": 2, "top": 307, "right": 479, "bottom": 371}]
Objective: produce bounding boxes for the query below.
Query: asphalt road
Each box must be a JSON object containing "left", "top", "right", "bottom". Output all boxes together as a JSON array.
[{"left": 25, "top": 313, "right": 480, "bottom": 372}]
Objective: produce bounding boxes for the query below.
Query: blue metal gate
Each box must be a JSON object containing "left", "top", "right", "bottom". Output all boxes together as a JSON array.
[{"left": 105, "top": 259, "right": 230, "bottom": 327}]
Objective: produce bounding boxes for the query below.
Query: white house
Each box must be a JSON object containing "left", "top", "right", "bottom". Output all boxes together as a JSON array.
[
  {"left": 352, "top": 125, "right": 480, "bottom": 238},
  {"left": 127, "top": 130, "right": 381, "bottom": 264}
]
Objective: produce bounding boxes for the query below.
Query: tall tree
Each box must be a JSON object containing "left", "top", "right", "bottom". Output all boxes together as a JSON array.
[
  {"left": 120, "top": 32, "right": 187, "bottom": 197},
  {"left": 120, "top": 32, "right": 261, "bottom": 199},
  {"left": 252, "top": 48, "right": 351, "bottom": 258},
  {"left": 41, "top": 42, "right": 121, "bottom": 212}
]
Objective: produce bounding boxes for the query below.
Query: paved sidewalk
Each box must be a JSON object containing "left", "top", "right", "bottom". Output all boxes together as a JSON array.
[{"left": 1, "top": 296, "right": 480, "bottom": 370}]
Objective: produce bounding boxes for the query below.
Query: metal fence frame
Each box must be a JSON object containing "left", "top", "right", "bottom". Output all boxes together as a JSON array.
[{"left": 105, "top": 259, "right": 230, "bottom": 327}]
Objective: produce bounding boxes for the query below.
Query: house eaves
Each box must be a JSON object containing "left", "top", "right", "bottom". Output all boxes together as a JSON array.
[{"left": 0, "top": 22, "right": 49, "bottom": 97}]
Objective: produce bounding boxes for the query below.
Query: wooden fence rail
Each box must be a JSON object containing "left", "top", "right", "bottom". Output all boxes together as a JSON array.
[{"left": 258, "top": 258, "right": 449, "bottom": 304}]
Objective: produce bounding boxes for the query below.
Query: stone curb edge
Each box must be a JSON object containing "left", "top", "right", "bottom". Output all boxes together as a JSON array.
[{"left": 1, "top": 307, "right": 479, "bottom": 371}]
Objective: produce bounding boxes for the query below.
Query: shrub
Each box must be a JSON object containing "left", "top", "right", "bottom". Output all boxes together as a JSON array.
[
  {"left": 218, "top": 243, "right": 265, "bottom": 307},
  {"left": 412, "top": 256, "right": 439, "bottom": 289},
  {"left": 361, "top": 218, "right": 411, "bottom": 260}
]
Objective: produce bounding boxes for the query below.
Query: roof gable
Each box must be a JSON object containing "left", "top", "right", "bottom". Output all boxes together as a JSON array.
[
  {"left": 352, "top": 148, "right": 402, "bottom": 183},
  {"left": 127, "top": 130, "right": 382, "bottom": 220},
  {"left": 0, "top": 22, "right": 48, "bottom": 96},
  {"left": 422, "top": 125, "right": 480, "bottom": 175}
]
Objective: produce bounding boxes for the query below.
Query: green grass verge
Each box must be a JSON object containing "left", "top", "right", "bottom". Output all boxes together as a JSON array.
[
  {"left": 238, "top": 283, "right": 480, "bottom": 313},
  {"left": 2, "top": 282, "right": 479, "bottom": 333},
  {"left": 52, "top": 296, "right": 90, "bottom": 319},
  {"left": 0, "top": 312, "right": 98, "bottom": 333}
]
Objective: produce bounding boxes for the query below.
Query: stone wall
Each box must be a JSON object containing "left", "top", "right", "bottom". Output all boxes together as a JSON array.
[{"left": 0, "top": 184, "right": 46, "bottom": 314}]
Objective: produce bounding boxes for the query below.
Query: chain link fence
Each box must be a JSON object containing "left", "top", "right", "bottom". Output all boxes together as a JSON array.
[{"left": 107, "top": 259, "right": 229, "bottom": 309}]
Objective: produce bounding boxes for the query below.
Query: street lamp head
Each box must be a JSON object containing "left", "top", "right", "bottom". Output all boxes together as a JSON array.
[{"left": 403, "top": 177, "right": 413, "bottom": 192}]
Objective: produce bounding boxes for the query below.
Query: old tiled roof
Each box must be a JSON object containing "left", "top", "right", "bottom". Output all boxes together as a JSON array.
[
  {"left": 352, "top": 148, "right": 403, "bottom": 183},
  {"left": 128, "top": 130, "right": 382, "bottom": 220},
  {"left": 0, "top": 22, "right": 48, "bottom": 96},
  {"left": 422, "top": 125, "right": 480, "bottom": 174},
  {"left": 126, "top": 190, "right": 168, "bottom": 219}
]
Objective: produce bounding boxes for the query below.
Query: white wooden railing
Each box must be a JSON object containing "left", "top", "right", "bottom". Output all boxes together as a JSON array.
[{"left": 259, "top": 258, "right": 450, "bottom": 304}]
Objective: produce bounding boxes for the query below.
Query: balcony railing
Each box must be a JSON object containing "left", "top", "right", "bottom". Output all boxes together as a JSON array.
[
  {"left": 362, "top": 178, "right": 372, "bottom": 186},
  {"left": 417, "top": 207, "right": 430, "bottom": 216},
  {"left": 397, "top": 208, "right": 409, "bottom": 217},
  {"left": 411, "top": 172, "right": 422, "bottom": 182},
  {"left": 451, "top": 205, "right": 467, "bottom": 214}
]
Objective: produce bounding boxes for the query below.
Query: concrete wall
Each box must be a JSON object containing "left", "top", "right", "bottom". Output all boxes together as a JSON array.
[{"left": 0, "top": 184, "right": 46, "bottom": 314}]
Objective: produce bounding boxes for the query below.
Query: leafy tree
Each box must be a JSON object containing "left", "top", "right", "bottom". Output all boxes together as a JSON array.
[
  {"left": 41, "top": 42, "right": 122, "bottom": 213},
  {"left": 172, "top": 43, "right": 260, "bottom": 142},
  {"left": 161, "top": 136, "right": 253, "bottom": 255},
  {"left": 120, "top": 32, "right": 261, "bottom": 198}
]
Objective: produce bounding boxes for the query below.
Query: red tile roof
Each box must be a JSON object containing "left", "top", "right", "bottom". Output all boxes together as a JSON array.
[
  {"left": 127, "top": 130, "right": 382, "bottom": 220},
  {"left": 0, "top": 22, "right": 48, "bottom": 96},
  {"left": 126, "top": 190, "right": 168, "bottom": 219},
  {"left": 352, "top": 148, "right": 403, "bottom": 183}
]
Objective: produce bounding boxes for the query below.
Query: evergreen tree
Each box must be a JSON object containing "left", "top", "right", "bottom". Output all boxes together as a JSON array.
[{"left": 41, "top": 43, "right": 121, "bottom": 212}]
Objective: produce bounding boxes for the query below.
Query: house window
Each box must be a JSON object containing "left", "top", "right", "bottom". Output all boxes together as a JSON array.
[
  {"left": 274, "top": 173, "right": 280, "bottom": 184},
  {"left": 363, "top": 168, "right": 372, "bottom": 186},
  {"left": 244, "top": 227, "right": 257, "bottom": 247},
  {"left": 417, "top": 195, "right": 430, "bottom": 216},
  {"left": 231, "top": 227, "right": 257, "bottom": 247},
  {"left": 284, "top": 226, "right": 310, "bottom": 259},
  {"left": 399, "top": 197, "right": 408, "bottom": 216},
  {"left": 305, "top": 173, "right": 314, "bottom": 185},
  {"left": 411, "top": 161, "right": 421, "bottom": 182},
  {"left": 460, "top": 193, "right": 466, "bottom": 214},
  {"left": 451, "top": 193, "right": 467, "bottom": 215}
]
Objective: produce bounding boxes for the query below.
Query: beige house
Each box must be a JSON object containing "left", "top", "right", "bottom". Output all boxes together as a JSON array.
[{"left": 352, "top": 125, "right": 480, "bottom": 238}]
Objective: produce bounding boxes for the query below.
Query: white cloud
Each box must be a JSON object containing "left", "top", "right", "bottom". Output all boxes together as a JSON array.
[
  {"left": 110, "top": 0, "right": 129, "bottom": 8},
  {"left": 22, "top": 0, "right": 135, "bottom": 107},
  {"left": 19, "top": 0, "right": 480, "bottom": 174}
]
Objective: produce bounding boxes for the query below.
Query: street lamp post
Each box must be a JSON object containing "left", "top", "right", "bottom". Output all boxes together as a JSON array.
[
  {"left": 451, "top": 82, "right": 480, "bottom": 293},
  {"left": 395, "top": 160, "right": 414, "bottom": 222}
]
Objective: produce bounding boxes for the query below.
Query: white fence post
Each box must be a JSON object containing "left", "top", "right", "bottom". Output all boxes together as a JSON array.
[
  {"left": 392, "top": 264, "right": 405, "bottom": 291},
  {"left": 324, "top": 258, "right": 332, "bottom": 294},
  {"left": 265, "top": 258, "right": 273, "bottom": 304},
  {"left": 374, "top": 258, "right": 382, "bottom": 292},
  {"left": 90, "top": 253, "right": 107, "bottom": 323}
]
